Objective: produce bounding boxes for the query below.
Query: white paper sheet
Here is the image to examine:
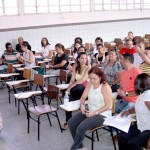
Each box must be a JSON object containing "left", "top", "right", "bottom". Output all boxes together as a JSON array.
[
  {"left": 103, "top": 114, "right": 131, "bottom": 133},
  {"left": 60, "top": 100, "right": 80, "bottom": 112}
]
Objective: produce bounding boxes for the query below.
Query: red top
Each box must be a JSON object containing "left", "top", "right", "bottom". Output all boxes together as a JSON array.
[{"left": 119, "top": 48, "right": 136, "bottom": 55}]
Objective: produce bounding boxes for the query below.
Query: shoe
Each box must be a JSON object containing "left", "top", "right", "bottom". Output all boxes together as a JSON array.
[{"left": 61, "top": 122, "right": 68, "bottom": 130}]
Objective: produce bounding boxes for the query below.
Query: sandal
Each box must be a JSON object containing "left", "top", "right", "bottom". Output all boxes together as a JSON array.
[{"left": 61, "top": 122, "right": 68, "bottom": 130}]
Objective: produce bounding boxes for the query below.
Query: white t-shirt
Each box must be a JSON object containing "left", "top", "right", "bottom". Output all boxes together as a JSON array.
[
  {"left": 41, "top": 44, "right": 51, "bottom": 58},
  {"left": 133, "top": 53, "right": 143, "bottom": 68},
  {"left": 135, "top": 90, "right": 150, "bottom": 132}
]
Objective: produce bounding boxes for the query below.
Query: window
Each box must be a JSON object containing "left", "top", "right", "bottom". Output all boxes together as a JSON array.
[
  {"left": 144, "top": 0, "right": 150, "bottom": 9},
  {"left": 0, "top": 0, "right": 18, "bottom": 16},
  {"left": 24, "top": 0, "right": 36, "bottom": 14},
  {"left": 94, "top": 0, "right": 141, "bottom": 11}
]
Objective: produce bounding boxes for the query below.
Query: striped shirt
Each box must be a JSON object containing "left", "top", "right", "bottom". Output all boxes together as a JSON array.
[
  {"left": 139, "top": 62, "right": 150, "bottom": 75},
  {"left": 3, "top": 50, "right": 18, "bottom": 64}
]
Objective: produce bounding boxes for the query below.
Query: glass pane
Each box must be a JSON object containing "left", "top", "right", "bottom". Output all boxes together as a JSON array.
[
  {"left": 37, "top": 6, "right": 48, "bottom": 13},
  {"left": 24, "top": 0, "right": 36, "bottom": 6},
  {"left": 144, "top": 4, "right": 150, "bottom": 8},
  {"left": 61, "top": 6, "right": 70, "bottom": 12},
  {"left": 127, "top": 0, "right": 133, "bottom": 3},
  {"left": 120, "top": 4, "right": 126, "bottom": 9},
  {"left": 0, "top": 8, "right": 3, "bottom": 15},
  {"left": 0, "top": 1, "right": 3, "bottom": 7},
  {"left": 37, "top": 0, "right": 47, "bottom": 6},
  {"left": 5, "top": 7, "right": 18, "bottom": 15},
  {"left": 49, "top": 0, "right": 59, "bottom": 5},
  {"left": 144, "top": 0, "right": 149, "bottom": 3},
  {"left": 104, "top": 5, "right": 111, "bottom": 10},
  {"left": 71, "top": 5, "right": 80, "bottom": 12},
  {"left": 135, "top": 0, "right": 140, "bottom": 3},
  {"left": 112, "top": 4, "right": 119, "bottom": 10},
  {"left": 120, "top": 0, "right": 127, "bottom": 3},
  {"left": 81, "top": 0, "right": 90, "bottom": 5},
  {"left": 60, "top": 0, "right": 70, "bottom": 5},
  {"left": 95, "top": 5, "right": 102, "bottom": 10},
  {"left": 81, "top": 5, "right": 90, "bottom": 11},
  {"left": 71, "top": 0, "right": 80, "bottom": 5},
  {"left": 112, "top": 0, "right": 119, "bottom": 4},
  {"left": 127, "top": 4, "right": 134, "bottom": 9},
  {"left": 135, "top": 4, "right": 141, "bottom": 9},
  {"left": 95, "top": 0, "right": 102, "bottom": 4},
  {"left": 4, "top": 0, "right": 17, "bottom": 7},
  {"left": 49, "top": 6, "right": 59, "bottom": 12},
  {"left": 104, "top": 0, "right": 111, "bottom": 4},
  {"left": 24, "top": 7, "right": 36, "bottom": 13}
]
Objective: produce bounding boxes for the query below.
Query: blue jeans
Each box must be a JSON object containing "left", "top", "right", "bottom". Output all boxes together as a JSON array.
[
  {"left": 115, "top": 99, "right": 135, "bottom": 113},
  {"left": 68, "top": 111, "right": 104, "bottom": 150},
  {"left": 0, "top": 65, "right": 7, "bottom": 73}
]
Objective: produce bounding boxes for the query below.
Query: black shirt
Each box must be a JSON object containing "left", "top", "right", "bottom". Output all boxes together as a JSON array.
[
  {"left": 97, "top": 52, "right": 108, "bottom": 62},
  {"left": 54, "top": 53, "right": 68, "bottom": 69}
]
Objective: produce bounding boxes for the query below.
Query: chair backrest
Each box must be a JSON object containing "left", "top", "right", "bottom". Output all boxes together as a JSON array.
[
  {"left": 47, "top": 85, "right": 60, "bottom": 101},
  {"left": 85, "top": 43, "right": 93, "bottom": 51},
  {"left": 60, "top": 70, "right": 68, "bottom": 83},
  {"left": 34, "top": 74, "right": 44, "bottom": 87},
  {"left": 23, "top": 68, "right": 32, "bottom": 79},
  {"left": 64, "top": 49, "right": 71, "bottom": 56},
  {"left": 51, "top": 55, "right": 55, "bottom": 63},
  {"left": 111, "top": 92, "right": 118, "bottom": 114},
  {"left": 7, "top": 64, "right": 13, "bottom": 73}
]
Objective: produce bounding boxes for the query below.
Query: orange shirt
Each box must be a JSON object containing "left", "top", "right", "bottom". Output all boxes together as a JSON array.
[{"left": 120, "top": 67, "right": 142, "bottom": 103}]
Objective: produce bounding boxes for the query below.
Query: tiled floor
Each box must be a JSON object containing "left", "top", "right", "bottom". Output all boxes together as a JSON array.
[{"left": 0, "top": 80, "right": 118, "bottom": 150}]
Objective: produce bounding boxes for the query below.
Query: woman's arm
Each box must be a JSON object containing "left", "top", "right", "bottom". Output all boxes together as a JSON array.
[
  {"left": 50, "top": 60, "right": 67, "bottom": 69},
  {"left": 19, "top": 51, "right": 33, "bottom": 64},
  {"left": 135, "top": 46, "right": 150, "bottom": 65}
]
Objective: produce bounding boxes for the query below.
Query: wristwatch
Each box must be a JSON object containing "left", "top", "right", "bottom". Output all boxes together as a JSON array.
[{"left": 125, "top": 92, "right": 128, "bottom": 96}]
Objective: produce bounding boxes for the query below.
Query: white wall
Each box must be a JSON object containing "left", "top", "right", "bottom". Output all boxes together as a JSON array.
[{"left": 0, "top": 19, "right": 150, "bottom": 56}]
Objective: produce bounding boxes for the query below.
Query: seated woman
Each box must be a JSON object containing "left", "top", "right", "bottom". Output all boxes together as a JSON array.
[
  {"left": 62, "top": 52, "right": 90, "bottom": 130},
  {"left": 72, "top": 41, "right": 81, "bottom": 61},
  {"left": 47, "top": 43, "right": 68, "bottom": 76},
  {"left": 19, "top": 41, "right": 36, "bottom": 67},
  {"left": 92, "top": 44, "right": 109, "bottom": 68},
  {"left": 41, "top": 37, "right": 52, "bottom": 59},
  {"left": 68, "top": 66, "right": 112, "bottom": 150},
  {"left": 118, "top": 73, "right": 150, "bottom": 150},
  {"left": 104, "top": 49, "right": 122, "bottom": 92}
]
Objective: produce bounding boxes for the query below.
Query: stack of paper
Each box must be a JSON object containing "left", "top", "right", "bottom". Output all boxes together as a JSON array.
[{"left": 103, "top": 114, "right": 131, "bottom": 133}]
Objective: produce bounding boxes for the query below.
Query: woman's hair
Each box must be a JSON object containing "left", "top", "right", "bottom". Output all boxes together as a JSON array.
[
  {"left": 74, "top": 41, "right": 81, "bottom": 54},
  {"left": 134, "top": 73, "right": 150, "bottom": 95},
  {"left": 95, "top": 37, "right": 103, "bottom": 44},
  {"left": 76, "top": 52, "right": 87, "bottom": 74},
  {"left": 55, "top": 43, "right": 65, "bottom": 51},
  {"left": 78, "top": 46, "right": 86, "bottom": 53},
  {"left": 22, "top": 41, "right": 32, "bottom": 50},
  {"left": 145, "top": 46, "right": 150, "bottom": 50},
  {"left": 88, "top": 66, "right": 107, "bottom": 84},
  {"left": 74, "top": 37, "right": 83, "bottom": 44},
  {"left": 41, "top": 37, "right": 50, "bottom": 46},
  {"left": 105, "top": 49, "right": 118, "bottom": 66}
]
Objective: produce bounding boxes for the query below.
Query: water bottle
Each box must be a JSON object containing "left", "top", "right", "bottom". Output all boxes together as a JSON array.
[{"left": 64, "top": 91, "right": 69, "bottom": 106}]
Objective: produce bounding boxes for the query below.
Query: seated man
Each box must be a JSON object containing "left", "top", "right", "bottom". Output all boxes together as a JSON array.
[
  {"left": 115, "top": 53, "right": 142, "bottom": 113},
  {"left": 119, "top": 39, "right": 143, "bottom": 68},
  {"left": 1, "top": 42, "right": 18, "bottom": 72}
]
